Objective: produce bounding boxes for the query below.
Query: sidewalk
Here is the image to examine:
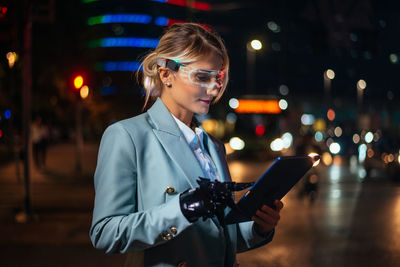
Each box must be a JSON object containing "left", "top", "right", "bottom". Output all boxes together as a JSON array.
[
  {"left": 0, "top": 142, "right": 126, "bottom": 266},
  {"left": 2, "top": 144, "right": 398, "bottom": 266}
]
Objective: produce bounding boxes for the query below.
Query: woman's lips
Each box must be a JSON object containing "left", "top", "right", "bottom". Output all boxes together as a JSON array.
[{"left": 200, "top": 99, "right": 212, "bottom": 105}]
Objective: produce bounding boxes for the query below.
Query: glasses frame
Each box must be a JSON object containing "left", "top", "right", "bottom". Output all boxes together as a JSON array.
[{"left": 157, "top": 59, "right": 225, "bottom": 89}]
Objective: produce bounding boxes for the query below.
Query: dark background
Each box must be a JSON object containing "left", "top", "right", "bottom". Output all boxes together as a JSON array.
[
  {"left": 1, "top": 1, "right": 400, "bottom": 266},
  {"left": 2, "top": 0, "right": 399, "bottom": 135}
]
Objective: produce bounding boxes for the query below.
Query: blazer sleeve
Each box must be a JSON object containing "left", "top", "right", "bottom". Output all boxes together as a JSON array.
[
  {"left": 89, "top": 123, "right": 191, "bottom": 254},
  {"left": 236, "top": 222, "right": 274, "bottom": 253}
]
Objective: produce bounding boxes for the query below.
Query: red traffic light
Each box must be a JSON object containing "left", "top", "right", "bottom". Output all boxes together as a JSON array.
[
  {"left": 73, "top": 75, "right": 84, "bottom": 89},
  {"left": 255, "top": 124, "right": 265, "bottom": 137},
  {"left": 0, "top": 6, "right": 7, "bottom": 18}
]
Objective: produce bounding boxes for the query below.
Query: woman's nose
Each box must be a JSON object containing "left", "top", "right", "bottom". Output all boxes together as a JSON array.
[{"left": 206, "top": 82, "right": 219, "bottom": 96}]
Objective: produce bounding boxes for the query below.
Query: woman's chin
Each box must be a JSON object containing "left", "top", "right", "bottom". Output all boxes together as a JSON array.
[
  {"left": 196, "top": 108, "right": 209, "bottom": 115},
  {"left": 192, "top": 101, "right": 211, "bottom": 115}
]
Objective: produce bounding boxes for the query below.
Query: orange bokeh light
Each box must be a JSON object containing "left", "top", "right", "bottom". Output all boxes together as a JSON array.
[
  {"left": 327, "top": 109, "right": 335, "bottom": 121},
  {"left": 234, "top": 99, "right": 281, "bottom": 114}
]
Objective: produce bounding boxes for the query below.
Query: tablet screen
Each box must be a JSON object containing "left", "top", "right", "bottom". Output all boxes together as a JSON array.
[{"left": 225, "top": 155, "right": 318, "bottom": 224}]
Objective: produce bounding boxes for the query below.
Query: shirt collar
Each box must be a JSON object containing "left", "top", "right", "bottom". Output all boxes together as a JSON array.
[{"left": 172, "top": 114, "right": 205, "bottom": 150}]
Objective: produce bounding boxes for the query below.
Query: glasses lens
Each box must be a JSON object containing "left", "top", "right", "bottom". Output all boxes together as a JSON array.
[
  {"left": 190, "top": 70, "right": 214, "bottom": 86},
  {"left": 180, "top": 65, "right": 225, "bottom": 89},
  {"left": 189, "top": 69, "right": 217, "bottom": 87}
]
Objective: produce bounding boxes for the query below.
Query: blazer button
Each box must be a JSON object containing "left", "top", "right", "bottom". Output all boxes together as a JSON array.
[
  {"left": 162, "top": 233, "right": 173, "bottom": 241},
  {"left": 170, "top": 226, "right": 177, "bottom": 235},
  {"left": 177, "top": 262, "right": 187, "bottom": 267},
  {"left": 165, "top": 186, "right": 175, "bottom": 195}
]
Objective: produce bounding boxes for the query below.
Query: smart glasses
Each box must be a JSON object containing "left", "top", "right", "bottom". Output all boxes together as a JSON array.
[{"left": 157, "top": 59, "right": 225, "bottom": 89}]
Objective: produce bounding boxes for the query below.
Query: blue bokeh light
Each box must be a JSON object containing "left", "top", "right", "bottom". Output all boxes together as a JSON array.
[{"left": 4, "top": 109, "right": 11, "bottom": 119}]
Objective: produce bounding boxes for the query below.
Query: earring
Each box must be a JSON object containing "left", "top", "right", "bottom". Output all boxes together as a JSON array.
[{"left": 164, "top": 81, "right": 171, "bottom": 87}]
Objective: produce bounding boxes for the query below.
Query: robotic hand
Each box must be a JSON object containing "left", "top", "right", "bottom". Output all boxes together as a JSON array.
[{"left": 179, "top": 177, "right": 254, "bottom": 226}]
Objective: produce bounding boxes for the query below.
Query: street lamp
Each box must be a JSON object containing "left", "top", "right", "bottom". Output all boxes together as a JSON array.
[
  {"left": 6, "top": 52, "right": 18, "bottom": 68},
  {"left": 80, "top": 85, "right": 89, "bottom": 99},
  {"left": 323, "top": 69, "right": 335, "bottom": 107},
  {"left": 357, "top": 79, "right": 366, "bottom": 113},
  {"left": 246, "top": 39, "right": 263, "bottom": 93},
  {"left": 72, "top": 74, "right": 86, "bottom": 172},
  {"left": 250, "top": 40, "right": 262, "bottom": 50},
  {"left": 73, "top": 75, "right": 84, "bottom": 90},
  {"left": 356, "top": 79, "right": 367, "bottom": 131}
]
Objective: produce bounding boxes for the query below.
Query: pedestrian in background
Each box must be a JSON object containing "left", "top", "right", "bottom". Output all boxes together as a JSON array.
[
  {"left": 38, "top": 119, "right": 49, "bottom": 167},
  {"left": 90, "top": 23, "right": 283, "bottom": 266},
  {"left": 31, "top": 116, "right": 49, "bottom": 169},
  {"left": 31, "top": 116, "right": 43, "bottom": 168}
]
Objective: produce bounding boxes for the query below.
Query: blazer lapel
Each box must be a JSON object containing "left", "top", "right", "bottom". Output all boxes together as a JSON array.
[
  {"left": 202, "top": 130, "right": 233, "bottom": 228},
  {"left": 148, "top": 99, "right": 229, "bottom": 229},
  {"left": 147, "top": 98, "right": 204, "bottom": 188}
]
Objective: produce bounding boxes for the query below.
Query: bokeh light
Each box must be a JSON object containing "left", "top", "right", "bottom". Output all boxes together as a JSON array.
[
  {"left": 282, "top": 132, "right": 293, "bottom": 148},
  {"left": 325, "top": 69, "right": 335, "bottom": 79},
  {"left": 250, "top": 39, "right": 262, "bottom": 50},
  {"left": 315, "top": 131, "right": 323, "bottom": 142},
  {"left": 364, "top": 131, "right": 373, "bottom": 143},
  {"left": 279, "top": 85, "right": 289, "bottom": 95},
  {"left": 4, "top": 109, "right": 11, "bottom": 119},
  {"left": 357, "top": 79, "right": 367, "bottom": 90},
  {"left": 358, "top": 144, "right": 367, "bottom": 162},
  {"left": 6, "top": 52, "right": 18, "bottom": 68},
  {"left": 353, "top": 133, "right": 360, "bottom": 144},
  {"left": 229, "top": 137, "right": 245, "bottom": 150},
  {"left": 390, "top": 53, "right": 398, "bottom": 64},
  {"left": 255, "top": 124, "right": 265, "bottom": 136},
  {"left": 327, "top": 109, "right": 335, "bottom": 121},
  {"left": 229, "top": 98, "right": 239, "bottom": 109},
  {"left": 301, "top": 114, "right": 315, "bottom": 125},
  {"left": 334, "top": 126, "right": 342, "bottom": 137},
  {"left": 308, "top": 152, "right": 320, "bottom": 167},
  {"left": 329, "top": 142, "right": 341, "bottom": 154},
  {"left": 74, "top": 75, "right": 84, "bottom": 89},
  {"left": 322, "top": 152, "right": 333, "bottom": 166},
  {"left": 80, "top": 85, "right": 89, "bottom": 99},
  {"left": 270, "top": 138, "right": 284, "bottom": 151},
  {"left": 226, "top": 113, "right": 237, "bottom": 124},
  {"left": 279, "top": 99, "right": 288, "bottom": 110}
]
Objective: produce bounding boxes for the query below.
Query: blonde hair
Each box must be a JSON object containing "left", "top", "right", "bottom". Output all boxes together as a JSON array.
[{"left": 138, "top": 23, "right": 230, "bottom": 110}]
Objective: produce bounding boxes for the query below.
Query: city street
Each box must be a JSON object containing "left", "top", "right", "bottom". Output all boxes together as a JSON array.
[
  {"left": 232, "top": 159, "right": 400, "bottom": 267},
  {"left": 2, "top": 1, "right": 399, "bottom": 267},
  {"left": 1, "top": 143, "right": 400, "bottom": 266}
]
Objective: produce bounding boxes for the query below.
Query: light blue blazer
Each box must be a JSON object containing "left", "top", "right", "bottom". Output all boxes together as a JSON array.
[{"left": 90, "top": 98, "right": 273, "bottom": 267}]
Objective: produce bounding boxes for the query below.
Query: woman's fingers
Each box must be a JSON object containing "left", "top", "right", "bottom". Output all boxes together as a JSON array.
[
  {"left": 274, "top": 200, "right": 284, "bottom": 211},
  {"left": 251, "top": 200, "right": 284, "bottom": 234},
  {"left": 251, "top": 215, "right": 275, "bottom": 229},
  {"left": 256, "top": 207, "right": 280, "bottom": 223}
]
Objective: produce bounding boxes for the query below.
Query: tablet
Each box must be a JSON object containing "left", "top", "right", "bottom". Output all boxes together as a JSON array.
[{"left": 225, "top": 155, "right": 319, "bottom": 225}]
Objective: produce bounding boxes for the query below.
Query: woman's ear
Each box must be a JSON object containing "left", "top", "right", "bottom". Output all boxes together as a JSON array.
[{"left": 158, "top": 67, "right": 172, "bottom": 85}]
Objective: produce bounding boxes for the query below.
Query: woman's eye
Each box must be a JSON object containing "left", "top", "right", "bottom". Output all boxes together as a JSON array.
[{"left": 195, "top": 73, "right": 212, "bottom": 82}]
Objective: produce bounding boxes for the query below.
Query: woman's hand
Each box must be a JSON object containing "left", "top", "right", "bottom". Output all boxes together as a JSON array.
[{"left": 251, "top": 200, "right": 284, "bottom": 235}]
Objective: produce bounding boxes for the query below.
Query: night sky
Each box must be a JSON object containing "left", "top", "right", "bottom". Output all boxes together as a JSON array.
[
  {"left": 205, "top": 0, "right": 399, "bottom": 106},
  {"left": 4, "top": 0, "right": 400, "bottom": 123}
]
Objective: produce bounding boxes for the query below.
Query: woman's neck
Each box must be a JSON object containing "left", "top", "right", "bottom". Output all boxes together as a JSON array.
[
  {"left": 174, "top": 111, "right": 193, "bottom": 128},
  {"left": 160, "top": 96, "right": 193, "bottom": 128}
]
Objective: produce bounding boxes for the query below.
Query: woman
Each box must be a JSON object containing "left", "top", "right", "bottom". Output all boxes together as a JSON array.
[{"left": 90, "top": 23, "right": 283, "bottom": 267}]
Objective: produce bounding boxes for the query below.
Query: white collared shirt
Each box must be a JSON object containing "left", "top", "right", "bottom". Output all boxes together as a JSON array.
[{"left": 172, "top": 115, "right": 220, "bottom": 181}]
